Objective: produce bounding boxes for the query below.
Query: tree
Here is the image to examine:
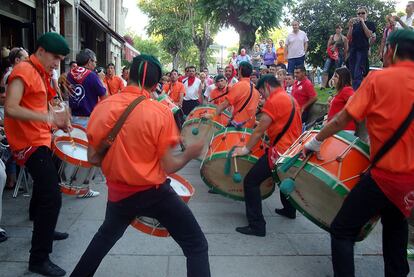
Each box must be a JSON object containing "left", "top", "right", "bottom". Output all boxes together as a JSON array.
[
  {"left": 289, "top": 0, "right": 395, "bottom": 66},
  {"left": 138, "top": 0, "right": 193, "bottom": 69},
  {"left": 197, "top": 0, "right": 288, "bottom": 52}
]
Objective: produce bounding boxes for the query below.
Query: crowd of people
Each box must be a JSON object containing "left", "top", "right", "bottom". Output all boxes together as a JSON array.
[{"left": 0, "top": 2, "right": 412, "bottom": 277}]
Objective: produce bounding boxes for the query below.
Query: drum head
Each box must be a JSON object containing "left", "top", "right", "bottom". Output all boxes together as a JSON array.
[
  {"left": 200, "top": 156, "right": 274, "bottom": 201},
  {"left": 277, "top": 161, "right": 378, "bottom": 241},
  {"left": 54, "top": 125, "right": 87, "bottom": 141},
  {"left": 131, "top": 174, "right": 194, "bottom": 237},
  {"left": 181, "top": 120, "right": 223, "bottom": 160},
  {"left": 53, "top": 137, "right": 92, "bottom": 168}
]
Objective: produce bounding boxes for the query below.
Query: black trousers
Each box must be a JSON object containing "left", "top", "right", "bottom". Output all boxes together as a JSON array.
[
  {"left": 174, "top": 109, "right": 185, "bottom": 131},
  {"left": 244, "top": 153, "right": 295, "bottom": 231},
  {"left": 26, "top": 146, "right": 62, "bottom": 264},
  {"left": 71, "top": 181, "right": 210, "bottom": 277},
  {"left": 330, "top": 173, "right": 409, "bottom": 277},
  {"left": 182, "top": 100, "right": 199, "bottom": 116}
]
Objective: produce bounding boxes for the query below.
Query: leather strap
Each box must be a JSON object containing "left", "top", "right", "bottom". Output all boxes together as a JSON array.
[
  {"left": 272, "top": 96, "right": 296, "bottom": 146},
  {"left": 230, "top": 82, "right": 253, "bottom": 121},
  {"left": 106, "top": 95, "right": 146, "bottom": 144},
  {"left": 370, "top": 103, "right": 414, "bottom": 168},
  {"left": 209, "top": 86, "right": 229, "bottom": 103}
]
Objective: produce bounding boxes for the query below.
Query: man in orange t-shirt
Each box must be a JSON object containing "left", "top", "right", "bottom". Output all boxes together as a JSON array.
[
  {"left": 163, "top": 69, "right": 185, "bottom": 106},
  {"left": 276, "top": 40, "right": 287, "bottom": 65},
  {"left": 210, "top": 62, "right": 259, "bottom": 128},
  {"left": 4, "top": 32, "right": 71, "bottom": 276},
  {"left": 208, "top": 74, "right": 228, "bottom": 106},
  {"left": 105, "top": 63, "right": 125, "bottom": 95},
  {"left": 71, "top": 55, "right": 210, "bottom": 277},
  {"left": 233, "top": 75, "right": 302, "bottom": 236},
  {"left": 304, "top": 29, "right": 414, "bottom": 276}
]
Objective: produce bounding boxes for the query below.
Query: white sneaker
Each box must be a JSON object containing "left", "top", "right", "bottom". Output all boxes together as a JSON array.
[{"left": 77, "top": 189, "right": 100, "bottom": 199}]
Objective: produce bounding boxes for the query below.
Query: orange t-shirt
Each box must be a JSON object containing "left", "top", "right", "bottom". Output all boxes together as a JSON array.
[
  {"left": 105, "top": 75, "right": 125, "bottom": 96},
  {"left": 4, "top": 55, "right": 53, "bottom": 151},
  {"left": 276, "top": 47, "right": 286, "bottom": 64},
  {"left": 345, "top": 61, "right": 414, "bottom": 174},
  {"left": 87, "top": 86, "right": 180, "bottom": 200},
  {"left": 163, "top": 81, "right": 185, "bottom": 103},
  {"left": 225, "top": 77, "right": 260, "bottom": 128},
  {"left": 261, "top": 87, "right": 302, "bottom": 154},
  {"left": 209, "top": 87, "right": 228, "bottom": 106}
]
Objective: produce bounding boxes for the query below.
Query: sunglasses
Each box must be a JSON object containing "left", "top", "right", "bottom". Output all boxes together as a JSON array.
[{"left": 357, "top": 12, "right": 366, "bottom": 15}]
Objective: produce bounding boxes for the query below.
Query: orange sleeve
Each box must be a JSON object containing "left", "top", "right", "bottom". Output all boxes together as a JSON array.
[
  {"left": 261, "top": 97, "right": 277, "bottom": 122},
  {"left": 8, "top": 65, "right": 32, "bottom": 89},
  {"left": 345, "top": 74, "right": 374, "bottom": 122}
]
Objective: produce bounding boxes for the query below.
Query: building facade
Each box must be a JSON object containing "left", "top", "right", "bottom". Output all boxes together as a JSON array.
[{"left": 0, "top": 0, "right": 137, "bottom": 76}]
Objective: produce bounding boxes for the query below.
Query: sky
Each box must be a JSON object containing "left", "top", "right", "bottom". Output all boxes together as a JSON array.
[{"left": 124, "top": 0, "right": 409, "bottom": 49}]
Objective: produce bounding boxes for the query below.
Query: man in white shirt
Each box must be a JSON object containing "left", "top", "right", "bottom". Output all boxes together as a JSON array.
[
  {"left": 395, "top": 1, "right": 414, "bottom": 29},
  {"left": 285, "top": 21, "right": 309, "bottom": 74},
  {"left": 182, "top": 65, "right": 201, "bottom": 115}
]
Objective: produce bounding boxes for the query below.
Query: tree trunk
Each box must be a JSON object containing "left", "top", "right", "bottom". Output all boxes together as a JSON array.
[
  {"left": 199, "top": 47, "right": 207, "bottom": 70},
  {"left": 172, "top": 52, "right": 179, "bottom": 70},
  {"left": 236, "top": 25, "right": 257, "bottom": 53}
]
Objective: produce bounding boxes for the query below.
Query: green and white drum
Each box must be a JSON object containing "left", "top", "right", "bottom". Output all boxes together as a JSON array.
[
  {"left": 276, "top": 130, "right": 379, "bottom": 241},
  {"left": 181, "top": 105, "right": 231, "bottom": 160},
  {"left": 200, "top": 127, "right": 274, "bottom": 201},
  {"left": 157, "top": 94, "right": 180, "bottom": 114}
]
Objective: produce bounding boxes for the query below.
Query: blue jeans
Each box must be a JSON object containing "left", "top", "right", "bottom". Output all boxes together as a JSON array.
[
  {"left": 71, "top": 180, "right": 210, "bottom": 277},
  {"left": 287, "top": 55, "right": 305, "bottom": 74},
  {"left": 348, "top": 48, "right": 368, "bottom": 90},
  {"left": 323, "top": 58, "right": 342, "bottom": 73}
]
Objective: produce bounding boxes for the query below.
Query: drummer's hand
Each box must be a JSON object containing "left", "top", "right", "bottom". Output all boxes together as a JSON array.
[
  {"left": 202, "top": 113, "right": 214, "bottom": 120},
  {"left": 184, "top": 139, "right": 204, "bottom": 160},
  {"left": 232, "top": 146, "right": 250, "bottom": 157},
  {"left": 303, "top": 137, "right": 323, "bottom": 160}
]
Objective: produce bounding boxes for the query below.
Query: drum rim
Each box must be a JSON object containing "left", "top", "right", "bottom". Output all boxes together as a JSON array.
[
  {"left": 52, "top": 137, "right": 93, "bottom": 168},
  {"left": 188, "top": 105, "right": 232, "bottom": 116},
  {"left": 182, "top": 118, "right": 225, "bottom": 130},
  {"left": 168, "top": 173, "right": 195, "bottom": 202},
  {"left": 212, "top": 127, "right": 270, "bottom": 143}
]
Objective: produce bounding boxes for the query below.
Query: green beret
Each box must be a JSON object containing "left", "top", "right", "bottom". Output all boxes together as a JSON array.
[
  {"left": 387, "top": 29, "right": 414, "bottom": 45},
  {"left": 37, "top": 32, "right": 70, "bottom": 56},
  {"left": 214, "top": 74, "right": 226, "bottom": 82},
  {"left": 133, "top": 54, "right": 162, "bottom": 76},
  {"left": 256, "top": 74, "right": 277, "bottom": 90},
  {"left": 238, "top": 61, "right": 253, "bottom": 70}
]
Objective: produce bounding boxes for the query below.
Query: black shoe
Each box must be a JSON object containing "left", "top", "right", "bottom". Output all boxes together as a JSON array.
[
  {"left": 53, "top": 231, "right": 69, "bottom": 241},
  {"left": 235, "top": 226, "right": 265, "bottom": 237},
  {"left": 0, "top": 229, "right": 7, "bottom": 243},
  {"left": 275, "top": 208, "right": 296, "bottom": 219},
  {"left": 29, "top": 259, "right": 66, "bottom": 276},
  {"left": 208, "top": 188, "right": 218, "bottom": 194}
]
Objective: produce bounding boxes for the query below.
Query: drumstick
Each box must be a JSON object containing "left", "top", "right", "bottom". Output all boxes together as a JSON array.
[
  {"left": 233, "top": 157, "right": 242, "bottom": 183},
  {"left": 279, "top": 153, "right": 313, "bottom": 195}
]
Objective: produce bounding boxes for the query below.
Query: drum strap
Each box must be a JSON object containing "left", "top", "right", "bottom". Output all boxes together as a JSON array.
[
  {"left": 370, "top": 103, "right": 414, "bottom": 168},
  {"left": 209, "top": 87, "right": 229, "bottom": 103},
  {"left": 272, "top": 96, "right": 296, "bottom": 146},
  {"left": 230, "top": 82, "right": 253, "bottom": 121},
  {"left": 95, "top": 95, "right": 146, "bottom": 162}
]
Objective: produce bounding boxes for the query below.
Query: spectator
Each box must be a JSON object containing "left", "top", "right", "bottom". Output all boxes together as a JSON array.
[
  {"left": 217, "top": 67, "right": 224, "bottom": 75},
  {"left": 379, "top": 15, "right": 396, "bottom": 67},
  {"left": 121, "top": 66, "right": 130, "bottom": 86},
  {"left": 263, "top": 44, "right": 277, "bottom": 68},
  {"left": 394, "top": 1, "right": 413, "bottom": 29},
  {"left": 182, "top": 65, "right": 201, "bottom": 115},
  {"left": 251, "top": 44, "right": 262, "bottom": 70},
  {"left": 285, "top": 21, "right": 309, "bottom": 74},
  {"left": 285, "top": 73, "right": 294, "bottom": 95},
  {"left": 236, "top": 48, "right": 251, "bottom": 66},
  {"left": 346, "top": 6, "right": 376, "bottom": 90},
  {"left": 267, "top": 38, "right": 276, "bottom": 52},
  {"left": 229, "top": 52, "right": 238, "bottom": 69},
  {"left": 0, "top": 158, "right": 6, "bottom": 242},
  {"left": 327, "top": 67, "right": 356, "bottom": 133},
  {"left": 321, "top": 24, "right": 348, "bottom": 89},
  {"left": 198, "top": 72, "right": 208, "bottom": 103},
  {"left": 292, "top": 65, "right": 317, "bottom": 123},
  {"left": 105, "top": 63, "right": 125, "bottom": 95},
  {"left": 268, "top": 64, "right": 278, "bottom": 76},
  {"left": 276, "top": 40, "right": 287, "bottom": 65},
  {"left": 276, "top": 68, "right": 287, "bottom": 89},
  {"left": 259, "top": 38, "right": 267, "bottom": 54},
  {"left": 203, "top": 67, "right": 214, "bottom": 86},
  {"left": 224, "top": 64, "right": 238, "bottom": 87},
  {"left": 250, "top": 70, "right": 260, "bottom": 85}
]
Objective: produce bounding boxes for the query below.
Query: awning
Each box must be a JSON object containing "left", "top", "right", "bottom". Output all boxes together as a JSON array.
[{"left": 124, "top": 42, "right": 140, "bottom": 62}]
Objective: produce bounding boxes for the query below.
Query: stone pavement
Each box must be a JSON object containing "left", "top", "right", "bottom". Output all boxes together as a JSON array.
[{"left": 0, "top": 159, "right": 413, "bottom": 277}]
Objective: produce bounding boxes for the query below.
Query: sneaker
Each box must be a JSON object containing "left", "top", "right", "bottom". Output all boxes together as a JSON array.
[
  {"left": 0, "top": 228, "right": 7, "bottom": 243},
  {"left": 408, "top": 246, "right": 414, "bottom": 260},
  {"left": 77, "top": 189, "right": 100, "bottom": 199}
]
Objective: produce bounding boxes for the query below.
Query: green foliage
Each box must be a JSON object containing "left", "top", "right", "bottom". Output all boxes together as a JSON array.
[
  {"left": 197, "top": 0, "right": 288, "bottom": 50},
  {"left": 289, "top": 0, "right": 395, "bottom": 66}
]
